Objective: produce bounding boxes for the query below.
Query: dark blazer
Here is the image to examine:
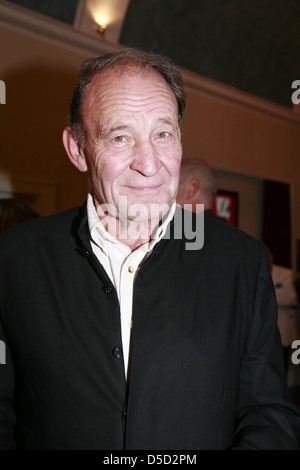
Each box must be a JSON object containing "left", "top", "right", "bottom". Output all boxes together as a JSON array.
[{"left": 0, "top": 204, "right": 299, "bottom": 450}]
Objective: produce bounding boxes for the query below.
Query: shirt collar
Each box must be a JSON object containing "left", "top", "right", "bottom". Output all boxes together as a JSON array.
[{"left": 87, "top": 193, "right": 176, "bottom": 254}]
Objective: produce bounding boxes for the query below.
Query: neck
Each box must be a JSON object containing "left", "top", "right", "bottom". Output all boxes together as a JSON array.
[
  {"left": 93, "top": 195, "right": 172, "bottom": 251},
  {"left": 117, "top": 218, "right": 154, "bottom": 251},
  {"left": 98, "top": 212, "right": 162, "bottom": 251}
]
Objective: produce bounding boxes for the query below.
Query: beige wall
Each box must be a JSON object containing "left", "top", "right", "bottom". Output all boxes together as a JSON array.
[
  {"left": 181, "top": 76, "right": 300, "bottom": 271},
  {"left": 214, "top": 171, "right": 263, "bottom": 240},
  {"left": 1, "top": 8, "right": 300, "bottom": 270},
  {"left": 0, "top": 26, "right": 91, "bottom": 215}
]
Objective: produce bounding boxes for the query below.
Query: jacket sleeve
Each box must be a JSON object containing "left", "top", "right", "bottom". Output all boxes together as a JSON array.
[
  {"left": 232, "top": 246, "right": 300, "bottom": 449},
  {"left": 0, "top": 322, "right": 16, "bottom": 449}
]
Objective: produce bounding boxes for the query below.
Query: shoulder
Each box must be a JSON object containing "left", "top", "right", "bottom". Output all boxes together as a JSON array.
[
  {"left": 200, "top": 207, "right": 262, "bottom": 249},
  {"left": 208, "top": 212, "right": 265, "bottom": 264},
  {"left": 174, "top": 207, "right": 266, "bottom": 264},
  {"left": 0, "top": 205, "right": 85, "bottom": 255},
  {"left": 160, "top": 208, "right": 271, "bottom": 295}
]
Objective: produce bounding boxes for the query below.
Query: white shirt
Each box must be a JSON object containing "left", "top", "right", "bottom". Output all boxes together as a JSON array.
[{"left": 87, "top": 194, "right": 176, "bottom": 377}]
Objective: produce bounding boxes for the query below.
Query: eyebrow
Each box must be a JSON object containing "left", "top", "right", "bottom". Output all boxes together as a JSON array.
[
  {"left": 158, "top": 117, "right": 175, "bottom": 125},
  {"left": 98, "top": 125, "right": 130, "bottom": 140},
  {"left": 97, "top": 117, "right": 177, "bottom": 140}
]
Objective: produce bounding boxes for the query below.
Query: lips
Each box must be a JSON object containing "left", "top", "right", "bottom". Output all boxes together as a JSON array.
[{"left": 127, "top": 184, "right": 162, "bottom": 192}]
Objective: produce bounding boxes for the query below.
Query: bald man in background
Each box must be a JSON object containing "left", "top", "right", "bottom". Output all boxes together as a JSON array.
[{"left": 176, "top": 158, "right": 218, "bottom": 215}]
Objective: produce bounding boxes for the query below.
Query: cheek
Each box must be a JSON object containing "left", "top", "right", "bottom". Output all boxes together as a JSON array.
[
  {"left": 167, "top": 143, "right": 182, "bottom": 176},
  {"left": 87, "top": 146, "right": 122, "bottom": 181},
  {"left": 100, "top": 159, "right": 128, "bottom": 186}
]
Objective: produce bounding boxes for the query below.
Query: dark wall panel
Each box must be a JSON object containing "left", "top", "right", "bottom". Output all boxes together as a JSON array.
[
  {"left": 262, "top": 179, "right": 291, "bottom": 268},
  {"left": 120, "top": 0, "right": 300, "bottom": 108},
  {"left": 7, "top": 0, "right": 80, "bottom": 25}
]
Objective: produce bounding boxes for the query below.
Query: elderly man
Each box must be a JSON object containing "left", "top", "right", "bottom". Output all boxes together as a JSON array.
[{"left": 0, "top": 48, "right": 300, "bottom": 450}]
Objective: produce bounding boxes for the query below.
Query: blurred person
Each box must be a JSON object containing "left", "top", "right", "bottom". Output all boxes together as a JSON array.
[
  {"left": 176, "top": 158, "right": 217, "bottom": 215},
  {"left": 0, "top": 48, "right": 300, "bottom": 450},
  {"left": 0, "top": 198, "right": 38, "bottom": 232},
  {"left": 268, "top": 248, "right": 298, "bottom": 372}
]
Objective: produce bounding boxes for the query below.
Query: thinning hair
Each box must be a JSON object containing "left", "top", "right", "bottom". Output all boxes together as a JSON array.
[
  {"left": 68, "top": 47, "right": 186, "bottom": 148},
  {"left": 179, "top": 158, "right": 217, "bottom": 204}
]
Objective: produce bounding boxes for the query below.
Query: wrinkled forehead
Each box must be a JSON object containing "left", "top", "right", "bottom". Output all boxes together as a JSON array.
[{"left": 83, "top": 64, "right": 174, "bottom": 110}]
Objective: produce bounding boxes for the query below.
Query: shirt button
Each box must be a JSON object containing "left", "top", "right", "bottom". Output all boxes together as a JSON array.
[
  {"left": 128, "top": 266, "right": 135, "bottom": 273},
  {"left": 112, "top": 347, "right": 122, "bottom": 359},
  {"left": 103, "top": 285, "right": 113, "bottom": 294}
]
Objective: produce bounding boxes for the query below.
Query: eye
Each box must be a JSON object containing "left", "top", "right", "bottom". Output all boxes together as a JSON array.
[
  {"left": 157, "top": 131, "right": 169, "bottom": 139},
  {"left": 113, "top": 135, "right": 126, "bottom": 143}
]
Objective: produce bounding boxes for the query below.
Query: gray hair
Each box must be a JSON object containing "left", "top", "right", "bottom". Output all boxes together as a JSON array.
[{"left": 68, "top": 48, "right": 186, "bottom": 148}]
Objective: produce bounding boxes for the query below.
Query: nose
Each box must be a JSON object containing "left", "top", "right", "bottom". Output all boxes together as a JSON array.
[{"left": 130, "top": 140, "right": 162, "bottom": 176}]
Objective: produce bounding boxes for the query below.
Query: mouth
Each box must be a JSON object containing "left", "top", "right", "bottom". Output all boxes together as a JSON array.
[{"left": 126, "top": 184, "right": 163, "bottom": 193}]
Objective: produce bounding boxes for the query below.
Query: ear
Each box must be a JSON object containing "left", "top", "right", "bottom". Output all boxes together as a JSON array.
[
  {"left": 62, "top": 126, "right": 88, "bottom": 172},
  {"left": 185, "top": 178, "right": 199, "bottom": 198}
]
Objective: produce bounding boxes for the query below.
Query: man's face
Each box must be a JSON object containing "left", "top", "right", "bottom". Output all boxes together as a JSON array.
[{"left": 80, "top": 66, "right": 182, "bottom": 224}]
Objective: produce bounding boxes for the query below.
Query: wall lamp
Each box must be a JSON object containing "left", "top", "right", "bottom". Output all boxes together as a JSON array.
[{"left": 96, "top": 21, "right": 107, "bottom": 37}]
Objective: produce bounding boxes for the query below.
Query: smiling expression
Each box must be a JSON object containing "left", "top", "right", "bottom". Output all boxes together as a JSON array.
[{"left": 80, "top": 66, "right": 182, "bottom": 224}]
